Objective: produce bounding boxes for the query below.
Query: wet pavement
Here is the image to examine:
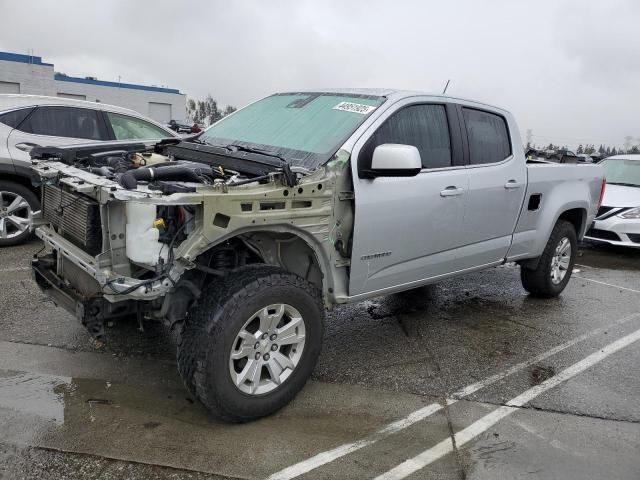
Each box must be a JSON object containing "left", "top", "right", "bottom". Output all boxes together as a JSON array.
[{"left": 0, "top": 239, "right": 639, "bottom": 479}]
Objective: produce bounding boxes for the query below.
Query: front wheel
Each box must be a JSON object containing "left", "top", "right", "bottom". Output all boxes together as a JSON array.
[
  {"left": 178, "top": 265, "right": 324, "bottom": 422},
  {"left": 521, "top": 220, "right": 577, "bottom": 298},
  {"left": 0, "top": 180, "right": 39, "bottom": 247}
]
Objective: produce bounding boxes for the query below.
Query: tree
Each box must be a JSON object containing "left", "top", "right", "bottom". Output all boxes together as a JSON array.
[
  {"left": 630, "top": 145, "right": 640, "bottom": 154},
  {"left": 185, "top": 95, "right": 237, "bottom": 125},
  {"left": 186, "top": 99, "right": 197, "bottom": 121},
  {"left": 196, "top": 100, "right": 206, "bottom": 124},
  {"left": 577, "top": 144, "right": 584, "bottom": 154},
  {"left": 611, "top": 147, "right": 618, "bottom": 155}
]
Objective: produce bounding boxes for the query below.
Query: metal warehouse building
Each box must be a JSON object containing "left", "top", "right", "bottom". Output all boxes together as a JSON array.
[{"left": 0, "top": 51, "right": 186, "bottom": 123}]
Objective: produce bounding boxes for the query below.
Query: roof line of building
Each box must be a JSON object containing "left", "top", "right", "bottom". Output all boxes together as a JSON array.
[
  {"left": 0, "top": 50, "right": 182, "bottom": 95},
  {"left": 54, "top": 74, "right": 182, "bottom": 95},
  {"left": 0, "top": 51, "right": 54, "bottom": 67}
]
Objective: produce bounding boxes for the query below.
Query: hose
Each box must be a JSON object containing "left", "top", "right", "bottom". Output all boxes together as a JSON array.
[{"left": 118, "top": 164, "right": 211, "bottom": 189}]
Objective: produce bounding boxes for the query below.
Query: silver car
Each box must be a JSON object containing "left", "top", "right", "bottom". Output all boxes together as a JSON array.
[
  {"left": 0, "top": 94, "right": 179, "bottom": 246},
  {"left": 585, "top": 154, "right": 640, "bottom": 248}
]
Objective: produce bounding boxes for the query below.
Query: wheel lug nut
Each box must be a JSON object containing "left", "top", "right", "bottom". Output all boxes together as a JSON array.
[
  {"left": 271, "top": 344, "right": 278, "bottom": 351},
  {"left": 262, "top": 333, "right": 268, "bottom": 340},
  {"left": 264, "top": 353, "right": 270, "bottom": 361},
  {"left": 255, "top": 352, "right": 261, "bottom": 360},
  {"left": 270, "top": 334, "right": 277, "bottom": 341},
  {"left": 254, "top": 342, "right": 260, "bottom": 349}
]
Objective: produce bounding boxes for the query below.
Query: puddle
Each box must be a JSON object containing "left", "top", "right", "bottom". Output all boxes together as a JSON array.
[
  {"left": 530, "top": 365, "right": 556, "bottom": 385},
  {"left": 0, "top": 371, "right": 72, "bottom": 424}
]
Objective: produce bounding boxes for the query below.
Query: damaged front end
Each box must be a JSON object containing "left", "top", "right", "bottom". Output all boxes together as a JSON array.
[{"left": 30, "top": 140, "right": 346, "bottom": 337}]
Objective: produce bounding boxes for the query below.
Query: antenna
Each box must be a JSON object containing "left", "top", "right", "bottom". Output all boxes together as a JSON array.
[{"left": 442, "top": 79, "right": 450, "bottom": 94}]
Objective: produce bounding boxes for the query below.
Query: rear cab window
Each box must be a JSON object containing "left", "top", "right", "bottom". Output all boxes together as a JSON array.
[{"left": 461, "top": 107, "right": 511, "bottom": 165}]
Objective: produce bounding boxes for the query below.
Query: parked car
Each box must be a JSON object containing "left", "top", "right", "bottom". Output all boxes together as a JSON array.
[
  {"left": 29, "top": 89, "right": 604, "bottom": 422},
  {"left": 584, "top": 154, "right": 640, "bottom": 247},
  {"left": 0, "top": 94, "right": 179, "bottom": 246},
  {"left": 167, "top": 119, "right": 193, "bottom": 133}
]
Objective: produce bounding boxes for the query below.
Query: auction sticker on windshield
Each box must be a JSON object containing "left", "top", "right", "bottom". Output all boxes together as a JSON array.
[{"left": 333, "top": 102, "right": 377, "bottom": 115}]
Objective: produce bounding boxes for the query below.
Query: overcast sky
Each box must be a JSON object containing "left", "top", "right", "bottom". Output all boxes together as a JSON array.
[{"left": 1, "top": 0, "right": 638, "bottom": 149}]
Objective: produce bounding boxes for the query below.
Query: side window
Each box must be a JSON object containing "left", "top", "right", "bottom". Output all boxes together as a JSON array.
[
  {"left": 20, "top": 106, "right": 106, "bottom": 140},
  {"left": 106, "top": 112, "right": 170, "bottom": 140},
  {"left": 0, "top": 107, "right": 34, "bottom": 128},
  {"left": 462, "top": 108, "right": 511, "bottom": 165},
  {"left": 360, "top": 104, "right": 452, "bottom": 170}
]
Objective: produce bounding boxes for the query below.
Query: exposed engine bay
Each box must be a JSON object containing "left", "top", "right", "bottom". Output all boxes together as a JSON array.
[
  {"left": 31, "top": 138, "right": 298, "bottom": 193},
  {"left": 29, "top": 139, "right": 349, "bottom": 337}
]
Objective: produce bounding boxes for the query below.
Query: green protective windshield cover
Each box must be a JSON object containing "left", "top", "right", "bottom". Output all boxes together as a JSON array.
[{"left": 200, "top": 92, "right": 385, "bottom": 170}]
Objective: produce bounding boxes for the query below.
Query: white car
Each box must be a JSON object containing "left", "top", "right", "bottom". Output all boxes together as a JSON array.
[
  {"left": 0, "top": 95, "right": 179, "bottom": 246},
  {"left": 585, "top": 154, "right": 640, "bottom": 248}
]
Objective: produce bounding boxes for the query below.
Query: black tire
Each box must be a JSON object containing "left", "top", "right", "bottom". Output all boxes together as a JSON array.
[
  {"left": 176, "top": 275, "right": 223, "bottom": 397},
  {"left": 521, "top": 220, "right": 577, "bottom": 298},
  {"left": 0, "top": 180, "right": 39, "bottom": 247},
  {"left": 177, "top": 265, "right": 324, "bottom": 422}
]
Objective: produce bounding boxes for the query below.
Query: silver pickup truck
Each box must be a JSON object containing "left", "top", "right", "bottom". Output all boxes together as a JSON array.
[{"left": 30, "top": 89, "right": 605, "bottom": 422}]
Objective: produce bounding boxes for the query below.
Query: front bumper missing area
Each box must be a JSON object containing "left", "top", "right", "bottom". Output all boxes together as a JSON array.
[
  {"left": 32, "top": 254, "right": 109, "bottom": 337},
  {"left": 35, "top": 225, "right": 182, "bottom": 301}
]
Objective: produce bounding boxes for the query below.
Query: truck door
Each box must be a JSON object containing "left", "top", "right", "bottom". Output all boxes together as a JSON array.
[
  {"left": 349, "top": 100, "right": 468, "bottom": 297},
  {"left": 456, "top": 106, "right": 527, "bottom": 268}
]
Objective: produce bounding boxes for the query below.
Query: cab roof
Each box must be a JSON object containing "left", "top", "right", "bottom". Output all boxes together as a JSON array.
[{"left": 280, "top": 88, "right": 510, "bottom": 114}]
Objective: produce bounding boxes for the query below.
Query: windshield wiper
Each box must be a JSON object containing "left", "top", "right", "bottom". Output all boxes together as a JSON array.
[
  {"left": 223, "top": 144, "right": 286, "bottom": 162},
  {"left": 608, "top": 182, "right": 639, "bottom": 187},
  {"left": 186, "top": 137, "right": 208, "bottom": 145},
  {"left": 222, "top": 144, "right": 297, "bottom": 187}
]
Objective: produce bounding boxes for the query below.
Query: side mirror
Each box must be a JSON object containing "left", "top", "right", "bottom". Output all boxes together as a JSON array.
[{"left": 363, "top": 144, "right": 422, "bottom": 178}]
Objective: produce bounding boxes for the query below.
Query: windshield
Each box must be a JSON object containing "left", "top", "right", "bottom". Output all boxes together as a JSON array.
[
  {"left": 600, "top": 159, "right": 640, "bottom": 187},
  {"left": 199, "top": 92, "right": 386, "bottom": 170}
]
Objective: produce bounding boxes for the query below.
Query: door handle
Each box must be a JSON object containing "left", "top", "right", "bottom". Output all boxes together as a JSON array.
[
  {"left": 15, "top": 142, "right": 40, "bottom": 152},
  {"left": 504, "top": 180, "right": 522, "bottom": 189},
  {"left": 440, "top": 186, "right": 464, "bottom": 197}
]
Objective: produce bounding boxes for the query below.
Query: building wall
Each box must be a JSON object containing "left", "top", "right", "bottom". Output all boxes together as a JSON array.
[
  {"left": 0, "top": 59, "right": 56, "bottom": 95},
  {"left": 54, "top": 78, "right": 186, "bottom": 123},
  {"left": 0, "top": 52, "right": 186, "bottom": 123}
]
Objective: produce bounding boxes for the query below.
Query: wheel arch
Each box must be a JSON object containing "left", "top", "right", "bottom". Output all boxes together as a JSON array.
[
  {"left": 0, "top": 170, "right": 40, "bottom": 198},
  {"left": 518, "top": 207, "right": 585, "bottom": 270},
  {"left": 195, "top": 224, "right": 333, "bottom": 298},
  {"left": 558, "top": 207, "right": 587, "bottom": 239}
]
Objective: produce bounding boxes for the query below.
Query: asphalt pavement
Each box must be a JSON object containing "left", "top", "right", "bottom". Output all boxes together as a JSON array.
[{"left": 1, "top": 239, "right": 639, "bottom": 479}]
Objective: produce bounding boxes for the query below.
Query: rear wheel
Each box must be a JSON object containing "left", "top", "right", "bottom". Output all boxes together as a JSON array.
[
  {"left": 521, "top": 220, "right": 577, "bottom": 298},
  {"left": 0, "top": 180, "right": 39, "bottom": 247},
  {"left": 177, "top": 265, "right": 324, "bottom": 422}
]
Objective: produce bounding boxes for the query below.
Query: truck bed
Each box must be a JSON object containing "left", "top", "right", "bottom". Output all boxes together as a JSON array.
[{"left": 508, "top": 162, "right": 603, "bottom": 261}]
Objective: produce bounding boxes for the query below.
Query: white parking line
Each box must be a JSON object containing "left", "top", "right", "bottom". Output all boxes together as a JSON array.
[
  {"left": 374, "top": 326, "right": 640, "bottom": 480},
  {"left": 574, "top": 275, "right": 640, "bottom": 294},
  {"left": 265, "top": 313, "right": 639, "bottom": 480}
]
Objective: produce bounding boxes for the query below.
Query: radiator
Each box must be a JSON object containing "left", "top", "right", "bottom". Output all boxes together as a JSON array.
[{"left": 42, "top": 185, "right": 103, "bottom": 255}]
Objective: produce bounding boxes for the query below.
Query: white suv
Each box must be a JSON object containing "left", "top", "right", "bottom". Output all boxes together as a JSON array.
[{"left": 0, "top": 95, "right": 179, "bottom": 246}]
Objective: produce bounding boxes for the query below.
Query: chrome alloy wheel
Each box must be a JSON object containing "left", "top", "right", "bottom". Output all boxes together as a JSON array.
[
  {"left": 550, "top": 237, "right": 571, "bottom": 285},
  {"left": 229, "top": 303, "right": 306, "bottom": 395},
  {"left": 0, "top": 191, "right": 32, "bottom": 240}
]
